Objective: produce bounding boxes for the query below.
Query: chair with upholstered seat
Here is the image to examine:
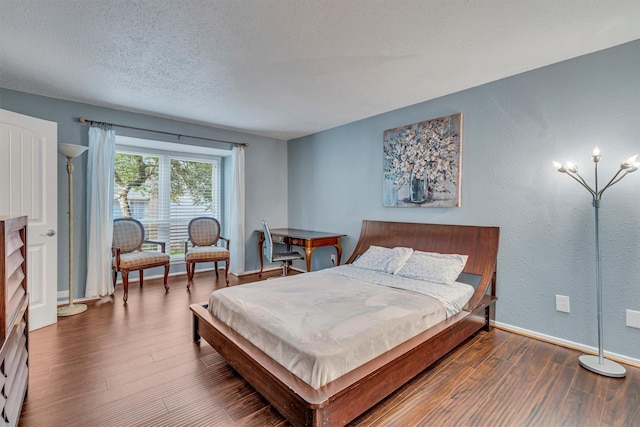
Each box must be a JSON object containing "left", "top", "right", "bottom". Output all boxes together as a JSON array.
[
  {"left": 185, "top": 217, "right": 230, "bottom": 287},
  {"left": 112, "top": 218, "right": 170, "bottom": 302},
  {"left": 261, "top": 220, "right": 304, "bottom": 276}
]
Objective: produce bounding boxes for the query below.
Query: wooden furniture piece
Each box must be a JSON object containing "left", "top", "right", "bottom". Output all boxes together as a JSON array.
[
  {"left": 260, "top": 220, "right": 304, "bottom": 276},
  {"left": 191, "top": 220, "right": 500, "bottom": 427},
  {"left": 185, "top": 217, "right": 230, "bottom": 287},
  {"left": 112, "top": 218, "right": 170, "bottom": 302},
  {"left": 0, "top": 216, "right": 29, "bottom": 426},
  {"left": 257, "top": 228, "right": 346, "bottom": 273}
]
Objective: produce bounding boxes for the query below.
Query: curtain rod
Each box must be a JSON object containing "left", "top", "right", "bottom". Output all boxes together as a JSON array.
[{"left": 78, "top": 117, "right": 249, "bottom": 148}]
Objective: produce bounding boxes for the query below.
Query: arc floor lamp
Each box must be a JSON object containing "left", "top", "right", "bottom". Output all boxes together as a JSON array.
[
  {"left": 553, "top": 147, "right": 638, "bottom": 378},
  {"left": 57, "top": 143, "right": 89, "bottom": 317}
]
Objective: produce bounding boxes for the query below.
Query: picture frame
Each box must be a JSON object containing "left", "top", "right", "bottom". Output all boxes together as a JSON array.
[{"left": 383, "top": 113, "right": 462, "bottom": 208}]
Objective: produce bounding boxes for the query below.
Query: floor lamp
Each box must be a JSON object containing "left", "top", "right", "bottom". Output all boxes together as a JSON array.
[
  {"left": 553, "top": 147, "right": 638, "bottom": 378},
  {"left": 57, "top": 143, "right": 89, "bottom": 317}
]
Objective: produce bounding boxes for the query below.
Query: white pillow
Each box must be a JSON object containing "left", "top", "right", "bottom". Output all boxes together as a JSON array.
[
  {"left": 352, "top": 245, "right": 413, "bottom": 274},
  {"left": 396, "top": 251, "right": 468, "bottom": 286}
]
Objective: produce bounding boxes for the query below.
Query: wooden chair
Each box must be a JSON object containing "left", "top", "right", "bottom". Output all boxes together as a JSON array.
[
  {"left": 185, "top": 217, "right": 230, "bottom": 287},
  {"left": 112, "top": 218, "right": 170, "bottom": 302}
]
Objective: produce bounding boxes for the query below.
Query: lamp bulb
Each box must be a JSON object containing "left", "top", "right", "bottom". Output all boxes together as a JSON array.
[
  {"left": 565, "top": 161, "right": 578, "bottom": 173},
  {"left": 592, "top": 146, "right": 601, "bottom": 162},
  {"left": 552, "top": 161, "right": 566, "bottom": 172},
  {"left": 626, "top": 161, "right": 640, "bottom": 173},
  {"left": 621, "top": 154, "right": 639, "bottom": 169}
]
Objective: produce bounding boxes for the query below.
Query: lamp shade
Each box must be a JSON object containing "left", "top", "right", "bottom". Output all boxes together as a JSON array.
[{"left": 58, "top": 143, "right": 88, "bottom": 158}]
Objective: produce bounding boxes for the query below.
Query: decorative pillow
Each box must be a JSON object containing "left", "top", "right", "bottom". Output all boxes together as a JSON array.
[
  {"left": 352, "top": 245, "right": 413, "bottom": 274},
  {"left": 396, "top": 251, "right": 468, "bottom": 286}
]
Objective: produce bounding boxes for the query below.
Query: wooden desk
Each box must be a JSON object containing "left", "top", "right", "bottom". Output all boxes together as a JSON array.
[{"left": 257, "top": 228, "right": 346, "bottom": 273}]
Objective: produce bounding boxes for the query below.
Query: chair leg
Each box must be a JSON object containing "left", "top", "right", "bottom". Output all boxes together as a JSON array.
[
  {"left": 224, "top": 259, "right": 229, "bottom": 286},
  {"left": 122, "top": 271, "right": 129, "bottom": 303},
  {"left": 282, "top": 262, "right": 288, "bottom": 276},
  {"left": 139, "top": 270, "right": 144, "bottom": 288},
  {"left": 112, "top": 269, "right": 117, "bottom": 288},
  {"left": 186, "top": 262, "right": 191, "bottom": 289},
  {"left": 214, "top": 261, "right": 219, "bottom": 278},
  {"left": 163, "top": 263, "right": 170, "bottom": 292}
]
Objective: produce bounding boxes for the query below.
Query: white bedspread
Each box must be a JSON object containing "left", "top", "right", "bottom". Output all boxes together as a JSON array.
[{"left": 208, "top": 266, "right": 473, "bottom": 389}]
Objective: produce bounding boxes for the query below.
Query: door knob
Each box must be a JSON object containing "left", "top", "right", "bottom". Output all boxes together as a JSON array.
[{"left": 41, "top": 229, "right": 56, "bottom": 237}]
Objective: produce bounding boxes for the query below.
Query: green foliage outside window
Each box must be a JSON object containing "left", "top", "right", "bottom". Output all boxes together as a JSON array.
[
  {"left": 114, "top": 153, "right": 158, "bottom": 218},
  {"left": 114, "top": 153, "right": 213, "bottom": 217}
]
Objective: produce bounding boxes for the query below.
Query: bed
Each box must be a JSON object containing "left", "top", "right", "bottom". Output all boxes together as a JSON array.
[{"left": 190, "top": 220, "right": 500, "bottom": 426}]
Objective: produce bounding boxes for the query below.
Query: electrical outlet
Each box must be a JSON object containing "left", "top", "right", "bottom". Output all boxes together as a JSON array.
[
  {"left": 626, "top": 309, "right": 640, "bottom": 329},
  {"left": 330, "top": 254, "right": 336, "bottom": 265},
  {"left": 556, "top": 295, "right": 570, "bottom": 313}
]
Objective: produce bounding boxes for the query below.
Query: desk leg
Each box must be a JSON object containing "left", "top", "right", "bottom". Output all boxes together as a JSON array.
[
  {"left": 304, "top": 246, "right": 313, "bottom": 272},
  {"left": 335, "top": 241, "right": 343, "bottom": 265}
]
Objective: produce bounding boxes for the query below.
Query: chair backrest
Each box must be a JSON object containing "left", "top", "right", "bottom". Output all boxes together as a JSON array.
[
  {"left": 261, "top": 220, "right": 274, "bottom": 262},
  {"left": 113, "top": 218, "right": 145, "bottom": 253},
  {"left": 188, "top": 217, "right": 221, "bottom": 247}
]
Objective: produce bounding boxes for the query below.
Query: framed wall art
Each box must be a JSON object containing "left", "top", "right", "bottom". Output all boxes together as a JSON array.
[{"left": 383, "top": 113, "right": 462, "bottom": 208}]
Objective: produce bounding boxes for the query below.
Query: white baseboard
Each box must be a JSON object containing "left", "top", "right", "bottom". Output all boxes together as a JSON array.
[
  {"left": 56, "top": 290, "right": 100, "bottom": 304},
  {"left": 234, "top": 267, "right": 276, "bottom": 276},
  {"left": 495, "top": 321, "right": 640, "bottom": 369},
  {"left": 69, "top": 267, "right": 262, "bottom": 302},
  {"left": 111, "top": 267, "right": 218, "bottom": 285},
  {"left": 60, "top": 267, "right": 220, "bottom": 302},
  {"left": 234, "top": 266, "right": 306, "bottom": 277}
]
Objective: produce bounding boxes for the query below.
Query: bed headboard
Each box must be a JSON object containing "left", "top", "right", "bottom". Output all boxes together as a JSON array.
[{"left": 345, "top": 220, "right": 500, "bottom": 311}]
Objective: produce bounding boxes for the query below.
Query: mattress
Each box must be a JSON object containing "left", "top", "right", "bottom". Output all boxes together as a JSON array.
[{"left": 208, "top": 265, "right": 474, "bottom": 389}]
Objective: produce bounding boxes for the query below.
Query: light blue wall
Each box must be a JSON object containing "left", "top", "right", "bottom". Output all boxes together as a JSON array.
[
  {"left": 288, "top": 40, "right": 640, "bottom": 360},
  {"left": 0, "top": 88, "right": 288, "bottom": 297}
]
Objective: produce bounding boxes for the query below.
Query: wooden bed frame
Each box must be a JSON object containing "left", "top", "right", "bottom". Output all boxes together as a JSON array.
[{"left": 190, "top": 220, "right": 500, "bottom": 426}]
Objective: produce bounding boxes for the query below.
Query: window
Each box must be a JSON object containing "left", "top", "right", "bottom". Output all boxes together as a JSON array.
[{"left": 113, "top": 137, "right": 223, "bottom": 261}]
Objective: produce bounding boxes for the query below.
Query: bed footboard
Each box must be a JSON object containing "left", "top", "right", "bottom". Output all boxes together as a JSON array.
[{"left": 190, "top": 294, "right": 496, "bottom": 427}]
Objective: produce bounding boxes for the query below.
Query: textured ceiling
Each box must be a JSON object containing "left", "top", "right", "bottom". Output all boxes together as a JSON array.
[{"left": 1, "top": 1, "right": 639, "bottom": 140}]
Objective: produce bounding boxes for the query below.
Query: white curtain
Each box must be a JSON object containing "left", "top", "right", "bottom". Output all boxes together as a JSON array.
[
  {"left": 85, "top": 125, "right": 116, "bottom": 297},
  {"left": 229, "top": 145, "right": 245, "bottom": 274}
]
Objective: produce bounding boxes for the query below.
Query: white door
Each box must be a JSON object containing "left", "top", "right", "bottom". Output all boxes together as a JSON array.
[{"left": 0, "top": 108, "right": 57, "bottom": 331}]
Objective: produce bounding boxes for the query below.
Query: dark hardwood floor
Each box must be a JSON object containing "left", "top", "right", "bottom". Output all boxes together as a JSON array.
[{"left": 20, "top": 270, "right": 640, "bottom": 426}]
